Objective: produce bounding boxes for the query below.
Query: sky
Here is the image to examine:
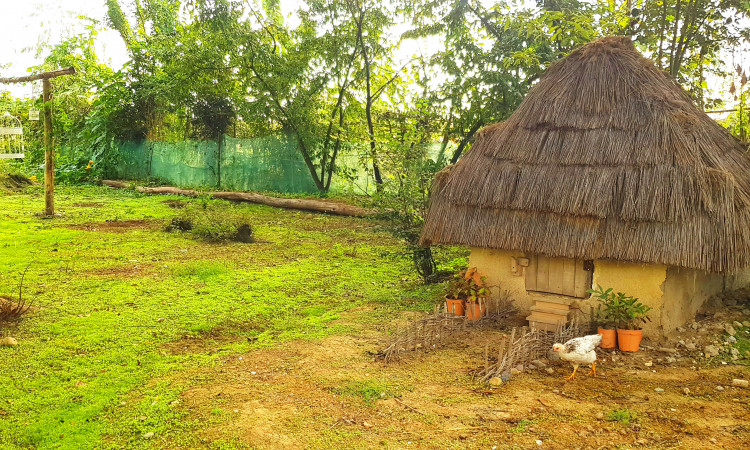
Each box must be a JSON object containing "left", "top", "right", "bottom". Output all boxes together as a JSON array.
[{"left": 0, "top": 1, "right": 128, "bottom": 97}]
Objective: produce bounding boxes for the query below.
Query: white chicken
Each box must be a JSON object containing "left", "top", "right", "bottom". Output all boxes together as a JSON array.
[{"left": 552, "top": 334, "right": 602, "bottom": 380}]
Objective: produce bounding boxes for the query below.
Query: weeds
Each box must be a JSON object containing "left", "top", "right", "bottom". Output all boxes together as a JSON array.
[
  {"left": 166, "top": 203, "right": 254, "bottom": 242},
  {"left": 606, "top": 408, "right": 637, "bottom": 425},
  {"left": 0, "top": 264, "right": 33, "bottom": 323}
]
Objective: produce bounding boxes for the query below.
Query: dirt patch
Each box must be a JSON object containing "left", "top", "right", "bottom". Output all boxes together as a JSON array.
[
  {"left": 72, "top": 202, "right": 104, "bottom": 208},
  {"left": 163, "top": 199, "right": 188, "bottom": 209},
  {"left": 66, "top": 219, "right": 161, "bottom": 233},
  {"left": 0, "top": 174, "right": 32, "bottom": 192},
  {"left": 171, "top": 320, "right": 750, "bottom": 449},
  {"left": 89, "top": 264, "right": 154, "bottom": 280}
]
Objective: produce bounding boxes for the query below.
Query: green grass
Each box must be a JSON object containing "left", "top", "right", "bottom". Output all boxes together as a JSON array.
[{"left": 0, "top": 185, "right": 450, "bottom": 449}]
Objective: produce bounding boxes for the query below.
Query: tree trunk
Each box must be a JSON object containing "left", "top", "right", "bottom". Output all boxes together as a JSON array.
[{"left": 102, "top": 180, "right": 377, "bottom": 217}]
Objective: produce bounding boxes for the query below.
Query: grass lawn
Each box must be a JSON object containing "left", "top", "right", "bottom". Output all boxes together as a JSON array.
[{"left": 0, "top": 185, "right": 447, "bottom": 449}]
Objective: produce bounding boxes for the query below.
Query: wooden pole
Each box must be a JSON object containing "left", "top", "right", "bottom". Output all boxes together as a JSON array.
[{"left": 43, "top": 79, "right": 54, "bottom": 216}]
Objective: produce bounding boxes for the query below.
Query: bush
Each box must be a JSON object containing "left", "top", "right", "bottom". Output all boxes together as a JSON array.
[{"left": 166, "top": 203, "right": 254, "bottom": 243}]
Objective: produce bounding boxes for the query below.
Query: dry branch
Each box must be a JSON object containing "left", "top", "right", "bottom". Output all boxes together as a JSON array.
[
  {"left": 0, "top": 67, "right": 76, "bottom": 84},
  {"left": 102, "top": 180, "right": 376, "bottom": 217}
]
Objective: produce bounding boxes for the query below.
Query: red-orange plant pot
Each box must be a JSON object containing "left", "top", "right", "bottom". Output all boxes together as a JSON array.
[
  {"left": 465, "top": 301, "right": 486, "bottom": 321},
  {"left": 617, "top": 329, "right": 643, "bottom": 352},
  {"left": 597, "top": 328, "right": 617, "bottom": 349},
  {"left": 445, "top": 297, "right": 465, "bottom": 316}
]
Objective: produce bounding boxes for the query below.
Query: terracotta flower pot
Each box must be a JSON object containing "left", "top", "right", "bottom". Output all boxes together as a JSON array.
[
  {"left": 617, "top": 329, "right": 643, "bottom": 352},
  {"left": 465, "top": 301, "right": 486, "bottom": 321},
  {"left": 445, "top": 297, "right": 465, "bottom": 316},
  {"left": 597, "top": 328, "right": 617, "bottom": 349}
]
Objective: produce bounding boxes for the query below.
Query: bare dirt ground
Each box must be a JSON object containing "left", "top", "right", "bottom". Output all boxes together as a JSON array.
[{"left": 165, "top": 307, "right": 750, "bottom": 450}]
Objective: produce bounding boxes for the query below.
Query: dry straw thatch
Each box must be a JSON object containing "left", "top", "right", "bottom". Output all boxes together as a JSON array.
[{"left": 421, "top": 37, "right": 750, "bottom": 273}]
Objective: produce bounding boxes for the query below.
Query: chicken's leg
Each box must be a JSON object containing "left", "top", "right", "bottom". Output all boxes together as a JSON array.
[
  {"left": 566, "top": 364, "right": 579, "bottom": 380},
  {"left": 587, "top": 362, "right": 596, "bottom": 377}
]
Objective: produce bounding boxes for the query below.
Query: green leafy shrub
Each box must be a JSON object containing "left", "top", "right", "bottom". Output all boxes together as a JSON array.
[
  {"left": 167, "top": 203, "right": 254, "bottom": 243},
  {"left": 587, "top": 285, "right": 651, "bottom": 330}
]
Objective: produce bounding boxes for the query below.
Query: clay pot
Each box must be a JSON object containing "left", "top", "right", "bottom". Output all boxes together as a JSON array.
[
  {"left": 617, "top": 329, "right": 643, "bottom": 352},
  {"left": 597, "top": 328, "right": 617, "bottom": 349},
  {"left": 445, "top": 297, "right": 465, "bottom": 316},
  {"left": 465, "top": 301, "right": 486, "bottom": 321}
]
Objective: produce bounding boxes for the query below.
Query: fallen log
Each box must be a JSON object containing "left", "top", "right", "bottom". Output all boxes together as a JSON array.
[{"left": 101, "top": 180, "right": 377, "bottom": 217}]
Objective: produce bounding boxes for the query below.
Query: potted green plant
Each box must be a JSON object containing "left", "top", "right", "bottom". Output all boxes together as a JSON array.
[
  {"left": 463, "top": 268, "right": 489, "bottom": 321},
  {"left": 445, "top": 272, "right": 469, "bottom": 316},
  {"left": 587, "top": 286, "right": 618, "bottom": 349},
  {"left": 615, "top": 295, "right": 651, "bottom": 352},
  {"left": 444, "top": 268, "right": 489, "bottom": 320}
]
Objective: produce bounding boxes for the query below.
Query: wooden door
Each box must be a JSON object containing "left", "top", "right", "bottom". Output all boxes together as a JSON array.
[{"left": 525, "top": 254, "right": 592, "bottom": 298}]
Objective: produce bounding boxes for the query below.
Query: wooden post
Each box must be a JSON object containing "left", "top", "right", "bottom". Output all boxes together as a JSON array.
[
  {"left": 43, "top": 79, "right": 54, "bottom": 216},
  {"left": 0, "top": 66, "right": 74, "bottom": 217}
]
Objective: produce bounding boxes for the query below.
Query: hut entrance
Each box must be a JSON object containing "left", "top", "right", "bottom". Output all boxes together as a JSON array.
[{"left": 524, "top": 254, "right": 592, "bottom": 298}]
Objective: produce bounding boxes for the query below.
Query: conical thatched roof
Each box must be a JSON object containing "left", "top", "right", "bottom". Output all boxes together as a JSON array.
[{"left": 420, "top": 36, "right": 750, "bottom": 273}]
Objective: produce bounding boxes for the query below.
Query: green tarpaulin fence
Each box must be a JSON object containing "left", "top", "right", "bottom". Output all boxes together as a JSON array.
[{"left": 107, "top": 134, "right": 447, "bottom": 194}]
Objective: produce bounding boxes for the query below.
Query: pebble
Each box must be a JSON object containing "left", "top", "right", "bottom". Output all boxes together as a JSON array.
[
  {"left": 143, "top": 432, "right": 154, "bottom": 440},
  {"left": 515, "top": 364, "right": 525, "bottom": 372},
  {"left": 690, "top": 322, "right": 699, "bottom": 330},
  {"left": 683, "top": 387, "right": 690, "bottom": 395},
  {"left": 644, "top": 361, "right": 653, "bottom": 367},
  {"left": 0, "top": 337, "right": 18, "bottom": 347},
  {"left": 716, "top": 385, "right": 725, "bottom": 391},
  {"left": 596, "top": 412, "right": 604, "bottom": 419},
  {"left": 732, "top": 379, "right": 749, "bottom": 388},
  {"left": 725, "top": 298, "right": 738, "bottom": 306},
  {"left": 704, "top": 345, "right": 720, "bottom": 358},
  {"left": 710, "top": 437, "right": 717, "bottom": 444},
  {"left": 654, "top": 388, "right": 665, "bottom": 393},
  {"left": 743, "top": 309, "right": 750, "bottom": 316},
  {"left": 727, "top": 336, "right": 737, "bottom": 344},
  {"left": 489, "top": 377, "right": 503, "bottom": 386},
  {"left": 658, "top": 347, "right": 677, "bottom": 353},
  {"left": 531, "top": 360, "right": 547, "bottom": 369},
  {"left": 665, "top": 357, "right": 677, "bottom": 364},
  {"left": 744, "top": 321, "right": 750, "bottom": 327},
  {"left": 545, "top": 368, "right": 555, "bottom": 375},
  {"left": 733, "top": 321, "right": 744, "bottom": 329},
  {"left": 685, "top": 342, "right": 696, "bottom": 351},
  {"left": 501, "top": 371, "right": 511, "bottom": 382},
  {"left": 724, "top": 324, "right": 737, "bottom": 336},
  {"left": 510, "top": 368, "right": 521, "bottom": 375}
]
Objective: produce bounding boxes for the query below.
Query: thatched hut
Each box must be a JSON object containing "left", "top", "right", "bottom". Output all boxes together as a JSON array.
[{"left": 420, "top": 37, "right": 750, "bottom": 334}]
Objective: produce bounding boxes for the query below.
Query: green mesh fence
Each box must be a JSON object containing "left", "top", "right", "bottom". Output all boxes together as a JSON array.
[{"left": 108, "top": 134, "right": 447, "bottom": 194}]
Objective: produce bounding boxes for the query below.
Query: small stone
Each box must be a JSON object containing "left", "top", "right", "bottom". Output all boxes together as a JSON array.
[
  {"left": 677, "top": 327, "right": 685, "bottom": 333},
  {"left": 547, "top": 350, "right": 561, "bottom": 361},
  {"left": 157, "top": 318, "right": 165, "bottom": 323},
  {"left": 710, "top": 437, "right": 717, "bottom": 444},
  {"left": 531, "top": 360, "right": 547, "bottom": 369},
  {"left": 510, "top": 368, "right": 521, "bottom": 375},
  {"left": 683, "top": 387, "right": 690, "bottom": 395},
  {"left": 725, "top": 298, "right": 738, "bottom": 307},
  {"left": 170, "top": 400, "right": 180, "bottom": 406},
  {"left": 716, "top": 385, "right": 725, "bottom": 391},
  {"left": 0, "top": 337, "right": 18, "bottom": 347},
  {"left": 545, "top": 368, "right": 555, "bottom": 375},
  {"left": 704, "top": 345, "right": 720, "bottom": 358},
  {"left": 143, "top": 432, "right": 154, "bottom": 440},
  {"left": 731, "top": 348, "right": 740, "bottom": 357},
  {"left": 488, "top": 377, "right": 503, "bottom": 386},
  {"left": 734, "top": 321, "right": 744, "bottom": 329},
  {"left": 536, "top": 440, "right": 543, "bottom": 446},
  {"left": 654, "top": 388, "right": 665, "bottom": 393},
  {"left": 501, "top": 371, "right": 511, "bottom": 382},
  {"left": 727, "top": 336, "right": 737, "bottom": 344},
  {"left": 690, "top": 321, "right": 699, "bottom": 330},
  {"left": 666, "top": 357, "right": 677, "bottom": 364},
  {"left": 744, "top": 321, "right": 750, "bottom": 327},
  {"left": 644, "top": 361, "right": 653, "bottom": 367},
  {"left": 725, "top": 324, "right": 737, "bottom": 336},
  {"left": 732, "top": 379, "right": 749, "bottom": 388},
  {"left": 685, "top": 342, "right": 696, "bottom": 351},
  {"left": 743, "top": 309, "right": 750, "bottom": 316},
  {"left": 658, "top": 347, "right": 677, "bottom": 353},
  {"left": 515, "top": 364, "right": 524, "bottom": 372},
  {"left": 596, "top": 412, "right": 604, "bottom": 419}
]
